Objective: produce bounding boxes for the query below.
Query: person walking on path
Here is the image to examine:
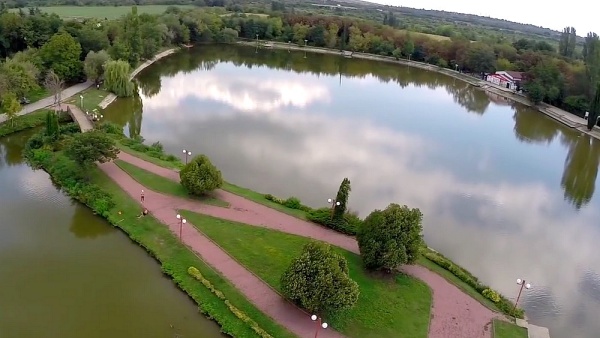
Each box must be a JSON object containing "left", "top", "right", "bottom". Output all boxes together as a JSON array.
[{"left": 140, "top": 189, "right": 145, "bottom": 203}]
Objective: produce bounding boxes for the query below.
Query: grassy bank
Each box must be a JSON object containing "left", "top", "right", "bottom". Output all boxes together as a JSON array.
[
  {"left": 0, "top": 109, "right": 68, "bottom": 137},
  {"left": 25, "top": 138, "right": 295, "bottom": 338},
  {"left": 114, "top": 159, "right": 229, "bottom": 207},
  {"left": 493, "top": 319, "right": 528, "bottom": 338},
  {"left": 180, "top": 211, "right": 432, "bottom": 338},
  {"left": 65, "top": 88, "right": 110, "bottom": 112}
]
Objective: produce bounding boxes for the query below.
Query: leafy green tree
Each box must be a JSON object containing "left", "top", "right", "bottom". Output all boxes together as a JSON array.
[
  {"left": 588, "top": 82, "right": 600, "bottom": 131},
  {"left": 75, "top": 26, "right": 110, "bottom": 58},
  {"left": 124, "top": 6, "right": 143, "bottom": 65},
  {"left": 1, "top": 92, "right": 21, "bottom": 126},
  {"left": 280, "top": 241, "right": 359, "bottom": 315},
  {"left": 392, "top": 48, "right": 402, "bottom": 60},
  {"left": 39, "top": 31, "right": 82, "bottom": 82},
  {"left": 559, "top": 27, "right": 577, "bottom": 58},
  {"left": 332, "top": 178, "right": 351, "bottom": 223},
  {"left": 525, "top": 81, "right": 545, "bottom": 104},
  {"left": 108, "top": 39, "right": 131, "bottom": 61},
  {"left": 84, "top": 50, "right": 110, "bottom": 84},
  {"left": 0, "top": 58, "right": 40, "bottom": 98},
  {"left": 179, "top": 154, "right": 223, "bottom": 195},
  {"left": 357, "top": 203, "right": 423, "bottom": 271},
  {"left": 465, "top": 43, "right": 496, "bottom": 73},
  {"left": 104, "top": 60, "right": 134, "bottom": 97},
  {"left": 401, "top": 40, "right": 414, "bottom": 58},
  {"left": 65, "top": 131, "right": 119, "bottom": 169},
  {"left": 45, "top": 110, "right": 60, "bottom": 139}
]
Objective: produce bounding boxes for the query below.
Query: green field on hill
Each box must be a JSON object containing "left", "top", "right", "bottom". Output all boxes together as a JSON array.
[{"left": 10, "top": 5, "right": 194, "bottom": 19}]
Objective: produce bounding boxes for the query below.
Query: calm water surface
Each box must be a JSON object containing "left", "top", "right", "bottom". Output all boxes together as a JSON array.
[
  {"left": 0, "top": 129, "right": 223, "bottom": 337},
  {"left": 105, "top": 45, "right": 600, "bottom": 338}
]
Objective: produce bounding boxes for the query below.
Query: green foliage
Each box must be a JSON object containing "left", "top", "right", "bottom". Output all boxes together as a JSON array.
[
  {"left": 84, "top": 50, "right": 110, "bottom": 83},
  {"left": 45, "top": 109, "right": 60, "bottom": 139},
  {"left": 422, "top": 249, "right": 524, "bottom": 318},
  {"left": 333, "top": 177, "right": 351, "bottom": 223},
  {"left": 0, "top": 109, "right": 70, "bottom": 138},
  {"left": 64, "top": 130, "right": 119, "bottom": 168},
  {"left": 104, "top": 60, "right": 135, "bottom": 97},
  {"left": 39, "top": 30, "right": 83, "bottom": 82},
  {"left": 563, "top": 95, "right": 589, "bottom": 115},
  {"left": 0, "top": 92, "right": 22, "bottom": 126},
  {"left": 306, "top": 207, "right": 361, "bottom": 236},
  {"left": 587, "top": 82, "right": 600, "bottom": 131},
  {"left": 118, "top": 135, "right": 181, "bottom": 164},
  {"left": 357, "top": 204, "right": 423, "bottom": 271},
  {"left": 282, "top": 196, "right": 302, "bottom": 209},
  {"left": 179, "top": 154, "right": 223, "bottom": 195},
  {"left": 482, "top": 288, "right": 501, "bottom": 303},
  {"left": 187, "top": 267, "right": 274, "bottom": 338},
  {"left": 280, "top": 241, "right": 359, "bottom": 315}
]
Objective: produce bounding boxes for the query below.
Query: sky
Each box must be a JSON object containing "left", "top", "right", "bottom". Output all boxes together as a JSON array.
[{"left": 371, "top": 0, "right": 597, "bottom": 35}]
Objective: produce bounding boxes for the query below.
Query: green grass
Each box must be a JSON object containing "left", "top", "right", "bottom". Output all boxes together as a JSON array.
[
  {"left": 179, "top": 211, "right": 432, "bottom": 338},
  {"left": 26, "top": 87, "right": 50, "bottom": 103},
  {"left": 88, "top": 167, "right": 296, "bottom": 338},
  {"left": 11, "top": 5, "right": 194, "bottom": 19},
  {"left": 114, "top": 159, "right": 229, "bottom": 207},
  {"left": 65, "top": 88, "right": 110, "bottom": 112},
  {"left": 0, "top": 109, "right": 56, "bottom": 137},
  {"left": 493, "top": 319, "right": 528, "bottom": 338},
  {"left": 417, "top": 256, "right": 502, "bottom": 313}
]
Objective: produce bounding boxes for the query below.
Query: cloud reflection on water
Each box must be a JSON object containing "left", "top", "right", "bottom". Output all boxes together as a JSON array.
[{"left": 133, "top": 57, "right": 600, "bottom": 337}]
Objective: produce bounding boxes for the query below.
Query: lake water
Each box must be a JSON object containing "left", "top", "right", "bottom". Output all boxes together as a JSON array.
[
  {"left": 0, "top": 129, "right": 223, "bottom": 337},
  {"left": 104, "top": 45, "right": 600, "bottom": 338}
]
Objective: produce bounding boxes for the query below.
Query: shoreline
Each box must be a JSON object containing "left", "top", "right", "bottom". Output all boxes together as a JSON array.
[
  {"left": 237, "top": 40, "right": 600, "bottom": 141},
  {"left": 98, "top": 48, "right": 179, "bottom": 109}
]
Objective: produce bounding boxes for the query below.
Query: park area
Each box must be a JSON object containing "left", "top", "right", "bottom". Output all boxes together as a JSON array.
[{"left": 10, "top": 5, "right": 194, "bottom": 19}]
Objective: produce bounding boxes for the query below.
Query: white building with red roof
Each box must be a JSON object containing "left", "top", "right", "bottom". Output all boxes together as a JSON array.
[{"left": 485, "top": 71, "right": 524, "bottom": 90}]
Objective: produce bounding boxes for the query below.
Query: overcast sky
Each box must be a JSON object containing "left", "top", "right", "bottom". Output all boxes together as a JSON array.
[{"left": 372, "top": 0, "right": 597, "bottom": 35}]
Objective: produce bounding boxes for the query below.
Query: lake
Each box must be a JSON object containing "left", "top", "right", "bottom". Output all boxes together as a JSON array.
[
  {"left": 0, "top": 129, "right": 223, "bottom": 337},
  {"left": 103, "top": 44, "right": 600, "bottom": 337}
]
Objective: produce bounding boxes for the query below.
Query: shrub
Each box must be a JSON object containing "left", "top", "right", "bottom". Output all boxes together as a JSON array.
[
  {"left": 482, "top": 289, "right": 500, "bottom": 303},
  {"left": 357, "top": 204, "right": 423, "bottom": 271},
  {"left": 64, "top": 131, "right": 119, "bottom": 169},
  {"left": 283, "top": 196, "right": 302, "bottom": 209},
  {"left": 179, "top": 154, "right": 223, "bottom": 195},
  {"left": 280, "top": 241, "right": 359, "bottom": 315},
  {"left": 97, "top": 121, "right": 123, "bottom": 135},
  {"left": 306, "top": 207, "right": 361, "bottom": 235},
  {"left": 187, "top": 267, "right": 274, "bottom": 338}
]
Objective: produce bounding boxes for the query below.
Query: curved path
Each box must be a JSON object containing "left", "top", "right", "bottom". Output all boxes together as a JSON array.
[{"left": 105, "top": 152, "right": 503, "bottom": 338}]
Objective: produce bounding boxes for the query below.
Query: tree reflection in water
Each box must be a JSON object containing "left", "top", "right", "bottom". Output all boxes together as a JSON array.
[{"left": 561, "top": 134, "right": 600, "bottom": 209}]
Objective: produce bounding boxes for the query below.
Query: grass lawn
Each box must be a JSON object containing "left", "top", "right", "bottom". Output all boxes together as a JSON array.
[
  {"left": 115, "top": 142, "right": 309, "bottom": 219},
  {"left": 179, "top": 211, "right": 432, "bottom": 338},
  {"left": 89, "top": 167, "right": 296, "bottom": 338},
  {"left": 114, "top": 159, "right": 229, "bottom": 207},
  {"left": 26, "top": 87, "right": 50, "bottom": 103},
  {"left": 65, "top": 88, "right": 110, "bottom": 112},
  {"left": 493, "top": 319, "right": 528, "bottom": 338},
  {"left": 12, "top": 5, "right": 194, "bottom": 19}
]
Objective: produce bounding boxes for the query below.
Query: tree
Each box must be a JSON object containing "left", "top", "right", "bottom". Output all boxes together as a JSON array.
[
  {"left": 559, "top": 27, "right": 577, "bottom": 58},
  {"left": 45, "top": 110, "right": 60, "bottom": 139},
  {"left": 84, "top": 50, "right": 110, "bottom": 84},
  {"left": 357, "top": 203, "right": 423, "bottom": 271},
  {"left": 332, "top": 178, "right": 350, "bottom": 223},
  {"left": 44, "top": 70, "right": 64, "bottom": 107},
  {"left": 401, "top": 40, "right": 414, "bottom": 58},
  {"left": 588, "top": 82, "right": 600, "bottom": 131},
  {"left": 39, "top": 31, "right": 82, "bottom": 82},
  {"left": 0, "top": 58, "right": 40, "bottom": 98},
  {"left": 124, "top": 6, "right": 143, "bottom": 65},
  {"left": 1, "top": 92, "right": 21, "bottom": 126},
  {"left": 179, "top": 154, "right": 223, "bottom": 195},
  {"left": 103, "top": 60, "right": 134, "bottom": 97},
  {"left": 65, "top": 131, "right": 119, "bottom": 169},
  {"left": 280, "top": 241, "right": 359, "bottom": 315}
]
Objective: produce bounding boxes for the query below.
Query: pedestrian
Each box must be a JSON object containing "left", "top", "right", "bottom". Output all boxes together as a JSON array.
[
  {"left": 584, "top": 111, "right": 589, "bottom": 120},
  {"left": 137, "top": 208, "right": 149, "bottom": 218},
  {"left": 141, "top": 189, "right": 145, "bottom": 203}
]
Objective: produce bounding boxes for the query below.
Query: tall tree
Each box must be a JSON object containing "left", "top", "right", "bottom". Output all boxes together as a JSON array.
[
  {"left": 124, "top": 6, "right": 143, "bottom": 66},
  {"left": 1, "top": 92, "right": 21, "bottom": 126},
  {"left": 587, "top": 82, "right": 600, "bottom": 131},
  {"left": 583, "top": 33, "right": 600, "bottom": 96},
  {"left": 559, "top": 26, "right": 577, "bottom": 58},
  {"left": 83, "top": 50, "right": 110, "bottom": 84},
  {"left": 103, "top": 60, "right": 134, "bottom": 97},
  {"left": 39, "top": 30, "right": 82, "bottom": 82},
  {"left": 332, "top": 178, "right": 351, "bottom": 223}
]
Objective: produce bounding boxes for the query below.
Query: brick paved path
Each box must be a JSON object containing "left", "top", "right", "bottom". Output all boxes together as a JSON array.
[{"left": 104, "top": 152, "right": 504, "bottom": 338}]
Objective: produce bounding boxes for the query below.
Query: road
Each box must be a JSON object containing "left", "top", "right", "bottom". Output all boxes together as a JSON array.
[{"left": 0, "top": 81, "right": 93, "bottom": 124}]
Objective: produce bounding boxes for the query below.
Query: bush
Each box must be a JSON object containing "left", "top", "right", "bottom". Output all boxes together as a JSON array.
[
  {"left": 306, "top": 207, "right": 361, "bottom": 235},
  {"left": 97, "top": 122, "right": 123, "bottom": 135},
  {"left": 422, "top": 249, "right": 524, "bottom": 318},
  {"left": 280, "top": 241, "right": 359, "bottom": 315},
  {"left": 179, "top": 154, "right": 223, "bottom": 195},
  {"left": 357, "top": 204, "right": 423, "bottom": 271},
  {"left": 188, "top": 267, "right": 274, "bottom": 338},
  {"left": 283, "top": 196, "right": 302, "bottom": 209}
]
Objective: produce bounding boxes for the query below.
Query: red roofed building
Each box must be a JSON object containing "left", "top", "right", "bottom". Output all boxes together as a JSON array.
[{"left": 485, "top": 71, "right": 524, "bottom": 90}]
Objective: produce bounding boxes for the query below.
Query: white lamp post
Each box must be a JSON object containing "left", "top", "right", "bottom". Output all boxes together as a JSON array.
[
  {"left": 311, "top": 314, "right": 328, "bottom": 338},
  {"left": 182, "top": 149, "right": 191, "bottom": 164},
  {"left": 514, "top": 278, "right": 531, "bottom": 313},
  {"left": 176, "top": 214, "right": 187, "bottom": 240},
  {"left": 327, "top": 198, "right": 341, "bottom": 219}
]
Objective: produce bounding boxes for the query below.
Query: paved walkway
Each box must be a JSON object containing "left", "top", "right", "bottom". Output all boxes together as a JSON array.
[
  {"left": 109, "top": 152, "right": 504, "bottom": 338},
  {"left": 61, "top": 104, "right": 93, "bottom": 132},
  {"left": 0, "top": 81, "right": 93, "bottom": 124}
]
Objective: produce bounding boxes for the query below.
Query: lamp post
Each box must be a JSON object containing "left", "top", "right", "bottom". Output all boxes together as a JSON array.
[
  {"left": 304, "top": 39, "right": 308, "bottom": 58},
  {"left": 327, "top": 198, "right": 341, "bottom": 220},
  {"left": 455, "top": 64, "right": 459, "bottom": 72},
  {"left": 310, "top": 315, "right": 328, "bottom": 338},
  {"left": 176, "top": 214, "right": 187, "bottom": 240},
  {"left": 513, "top": 278, "right": 531, "bottom": 313},
  {"left": 79, "top": 94, "right": 84, "bottom": 109},
  {"left": 182, "top": 149, "right": 191, "bottom": 164}
]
